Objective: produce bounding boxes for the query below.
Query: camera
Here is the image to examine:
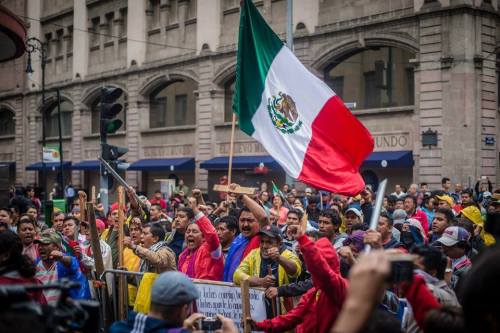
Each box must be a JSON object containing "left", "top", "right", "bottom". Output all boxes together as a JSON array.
[{"left": 201, "top": 317, "right": 222, "bottom": 331}]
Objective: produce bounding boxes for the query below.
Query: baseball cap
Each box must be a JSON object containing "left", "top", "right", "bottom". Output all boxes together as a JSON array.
[
  {"left": 345, "top": 207, "right": 362, "bottom": 219},
  {"left": 259, "top": 224, "right": 283, "bottom": 240},
  {"left": 392, "top": 209, "right": 407, "bottom": 225},
  {"left": 151, "top": 271, "right": 199, "bottom": 306},
  {"left": 34, "top": 230, "right": 63, "bottom": 248},
  {"left": 436, "top": 194, "right": 454, "bottom": 207},
  {"left": 437, "top": 226, "right": 470, "bottom": 246},
  {"left": 81, "top": 218, "right": 106, "bottom": 232},
  {"left": 483, "top": 191, "right": 492, "bottom": 199}
]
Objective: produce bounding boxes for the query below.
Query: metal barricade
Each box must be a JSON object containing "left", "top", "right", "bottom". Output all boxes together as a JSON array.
[{"left": 98, "top": 269, "right": 145, "bottom": 326}]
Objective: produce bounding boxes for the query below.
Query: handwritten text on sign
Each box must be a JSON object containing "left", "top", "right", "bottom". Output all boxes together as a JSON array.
[{"left": 194, "top": 281, "right": 266, "bottom": 331}]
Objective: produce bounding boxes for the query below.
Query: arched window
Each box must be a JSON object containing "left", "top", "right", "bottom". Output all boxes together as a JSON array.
[
  {"left": 224, "top": 77, "right": 235, "bottom": 122},
  {"left": 44, "top": 100, "right": 73, "bottom": 137},
  {"left": 0, "top": 108, "right": 15, "bottom": 136},
  {"left": 325, "top": 46, "right": 415, "bottom": 110},
  {"left": 90, "top": 89, "right": 127, "bottom": 134},
  {"left": 149, "top": 78, "right": 197, "bottom": 128}
]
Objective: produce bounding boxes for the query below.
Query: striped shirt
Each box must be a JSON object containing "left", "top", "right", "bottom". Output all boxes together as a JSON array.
[{"left": 35, "top": 261, "right": 60, "bottom": 305}]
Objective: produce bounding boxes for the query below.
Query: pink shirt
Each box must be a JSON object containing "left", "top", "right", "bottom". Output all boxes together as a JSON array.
[
  {"left": 35, "top": 261, "right": 60, "bottom": 305},
  {"left": 271, "top": 206, "right": 289, "bottom": 226},
  {"left": 410, "top": 209, "right": 429, "bottom": 234}
]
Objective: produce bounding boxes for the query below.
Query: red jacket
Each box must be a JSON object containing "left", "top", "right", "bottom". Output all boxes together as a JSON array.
[
  {"left": 410, "top": 209, "right": 429, "bottom": 234},
  {"left": 179, "top": 214, "right": 224, "bottom": 281},
  {"left": 256, "top": 236, "right": 348, "bottom": 333},
  {"left": 404, "top": 274, "right": 441, "bottom": 329}
]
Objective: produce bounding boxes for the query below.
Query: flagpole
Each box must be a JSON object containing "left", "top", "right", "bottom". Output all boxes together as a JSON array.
[
  {"left": 227, "top": 113, "right": 237, "bottom": 186},
  {"left": 286, "top": 0, "right": 293, "bottom": 50}
]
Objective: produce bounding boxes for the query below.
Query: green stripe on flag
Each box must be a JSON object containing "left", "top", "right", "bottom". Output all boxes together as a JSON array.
[{"left": 233, "top": 0, "right": 284, "bottom": 136}]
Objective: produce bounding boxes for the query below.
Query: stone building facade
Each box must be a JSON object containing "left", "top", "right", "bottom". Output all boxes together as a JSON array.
[{"left": 0, "top": 0, "right": 498, "bottom": 196}]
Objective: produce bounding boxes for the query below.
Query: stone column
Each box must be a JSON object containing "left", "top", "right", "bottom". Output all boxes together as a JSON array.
[
  {"left": 124, "top": 73, "right": 142, "bottom": 188},
  {"left": 98, "top": 16, "right": 108, "bottom": 64},
  {"left": 26, "top": 95, "right": 39, "bottom": 185},
  {"left": 178, "top": 0, "right": 189, "bottom": 43},
  {"left": 196, "top": 0, "right": 221, "bottom": 53},
  {"left": 127, "top": 0, "right": 147, "bottom": 67},
  {"left": 195, "top": 58, "right": 216, "bottom": 190},
  {"left": 73, "top": 0, "right": 88, "bottom": 79},
  {"left": 71, "top": 86, "right": 84, "bottom": 187},
  {"left": 14, "top": 97, "right": 25, "bottom": 184},
  {"left": 113, "top": 12, "right": 124, "bottom": 60}
]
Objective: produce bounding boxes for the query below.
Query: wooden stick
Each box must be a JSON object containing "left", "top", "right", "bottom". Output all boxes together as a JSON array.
[
  {"left": 117, "top": 186, "right": 126, "bottom": 320},
  {"left": 87, "top": 202, "right": 104, "bottom": 275},
  {"left": 240, "top": 278, "right": 251, "bottom": 333},
  {"left": 213, "top": 184, "right": 256, "bottom": 195},
  {"left": 227, "top": 112, "right": 237, "bottom": 186},
  {"left": 78, "top": 191, "right": 86, "bottom": 222},
  {"left": 91, "top": 186, "right": 96, "bottom": 204},
  {"left": 268, "top": 265, "right": 277, "bottom": 317}
]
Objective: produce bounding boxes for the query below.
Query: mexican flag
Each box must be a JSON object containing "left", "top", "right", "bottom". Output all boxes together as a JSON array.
[{"left": 233, "top": 0, "right": 374, "bottom": 196}]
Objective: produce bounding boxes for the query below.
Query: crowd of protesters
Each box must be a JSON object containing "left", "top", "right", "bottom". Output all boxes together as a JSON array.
[{"left": 1, "top": 176, "right": 500, "bottom": 333}]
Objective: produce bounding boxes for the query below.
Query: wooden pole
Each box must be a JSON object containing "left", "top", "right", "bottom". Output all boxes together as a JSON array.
[
  {"left": 268, "top": 265, "right": 277, "bottom": 317},
  {"left": 117, "top": 186, "right": 126, "bottom": 320},
  {"left": 227, "top": 113, "right": 237, "bottom": 186},
  {"left": 78, "top": 191, "right": 86, "bottom": 222},
  {"left": 87, "top": 202, "right": 104, "bottom": 275},
  {"left": 241, "top": 278, "right": 251, "bottom": 333},
  {"left": 91, "top": 186, "right": 96, "bottom": 204}
]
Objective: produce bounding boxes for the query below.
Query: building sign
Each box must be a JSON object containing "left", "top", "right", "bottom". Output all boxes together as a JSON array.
[
  {"left": 373, "top": 132, "right": 411, "bottom": 151},
  {"left": 218, "top": 141, "right": 267, "bottom": 155},
  {"left": 143, "top": 144, "right": 193, "bottom": 158},
  {"left": 43, "top": 145, "right": 61, "bottom": 163}
]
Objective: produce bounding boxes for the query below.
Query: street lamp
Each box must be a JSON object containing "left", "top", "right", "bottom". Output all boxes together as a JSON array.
[{"left": 25, "top": 37, "right": 49, "bottom": 214}]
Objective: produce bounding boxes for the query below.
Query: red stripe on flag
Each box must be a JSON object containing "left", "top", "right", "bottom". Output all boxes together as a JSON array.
[{"left": 298, "top": 95, "right": 374, "bottom": 196}]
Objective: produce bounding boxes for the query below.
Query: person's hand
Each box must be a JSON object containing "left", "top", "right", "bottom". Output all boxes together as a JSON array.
[
  {"left": 287, "top": 224, "right": 305, "bottom": 240},
  {"left": 338, "top": 246, "right": 355, "bottom": 263},
  {"left": 267, "top": 247, "right": 281, "bottom": 262},
  {"left": 265, "top": 287, "right": 278, "bottom": 299},
  {"left": 192, "top": 188, "right": 202, "bottom": 198},
  {"left": 215, "top": 314, "right": 238, "bottom": 333},
  {"left": 363, "top": 230, "right": 383, "bottom": 249},
  {"left": 188, "top": 197, "right": 200, "bottom": 215},
  {"left": 49, "top": 250, "right": 64, "bottom": 261},
  {"left": 123, "top": 236, "right": 135, "bottom": 250},
  {"left": 331, "top": 250, "right": 390, "bottom": 333},
  {"left": 214, "top": 201, "right": 228, "bottom": 215},
  {"left": 244, "top": 317, "right": 258, "bottom": 331},
  {"left": 78, "top": 191, "right": 87, "bottom": 201},
  {"left": 474, "top": 224, "right": 482, "bottom": 237},
  {"left": 72, "top": 245, "right": 82, "bottom": 259},
  {"left": 260, "top": 275, "right": 276, "bottom": 288},
  {"left": 183, "top": 313, "right": 205, "bottom": 330}
]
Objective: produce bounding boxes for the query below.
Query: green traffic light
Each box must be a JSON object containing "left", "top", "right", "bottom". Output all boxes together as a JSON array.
[{"left": 105, "top": 119, "right": 123, "bottom": 133}]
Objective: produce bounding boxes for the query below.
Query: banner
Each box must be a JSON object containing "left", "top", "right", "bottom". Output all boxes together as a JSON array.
[
  {"left": 43, "top": 144, "right": 61, "bottom": 163},
  {"left": 194, "top": 280, "right": 266, "bottom": 332}
]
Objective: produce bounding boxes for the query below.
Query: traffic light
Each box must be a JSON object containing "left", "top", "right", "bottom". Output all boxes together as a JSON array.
[{"left": 99, "top": 87, "right": 128, "bottom": 192}]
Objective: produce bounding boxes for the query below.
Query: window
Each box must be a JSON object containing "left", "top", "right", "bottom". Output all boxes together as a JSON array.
[
  {"left": 224, "top": 77, "right": 235, "bottom": 122},
  {"left": 149, "top": 79, "right": 197, "bottom": 128},
  {"left": 0, "top": 108, "right": 15, "bottom": 136},
  {"left": 44, "top": 100, "right": 73, "bottom": 137},
  {"left": 90, "top": 89, "right": 127, "bottom": 134},
  {"left": 325, "top": 46, "right": 415, "bottom": 109}
]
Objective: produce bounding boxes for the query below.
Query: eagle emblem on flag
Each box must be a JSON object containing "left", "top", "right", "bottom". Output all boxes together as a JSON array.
[{"left": 267, "top": 92, "right": 303, "bottom": 134}]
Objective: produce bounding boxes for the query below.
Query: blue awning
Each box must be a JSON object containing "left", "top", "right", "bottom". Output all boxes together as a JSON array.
[
  {"left": 200, "top": 155, "right": 281, "bottom": 170},
  {"left": 127, "top": 158, "right": 195, "bottom": 171},
  {"left": 362, "top": 151, "right": 413, "bottom": 168},
  {"left": 72, "top": 160, "right": 100, "bottom": 170},
  {"left": 26, "top": 161, "right": 72, "bottom": 171}
]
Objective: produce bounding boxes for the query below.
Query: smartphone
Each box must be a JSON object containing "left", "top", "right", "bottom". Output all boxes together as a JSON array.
[{"left": 387, "top": 254, "right": 414, "bottom": 283}]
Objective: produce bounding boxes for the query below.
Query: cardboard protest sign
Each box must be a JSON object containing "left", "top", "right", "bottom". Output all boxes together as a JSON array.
[{"left": 193, "top": 280, "right": 266, "bottom": 332}]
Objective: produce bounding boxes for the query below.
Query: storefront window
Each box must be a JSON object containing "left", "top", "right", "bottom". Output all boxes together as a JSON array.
[
  {"left": 44, "top": 100, "right": 73, "bottom": 137},
  {"left": 325, "top": 46, "right": 415, "bottom": 110},
  {"left": 149, "top": 79, "right": 197, "bottom": 128}
]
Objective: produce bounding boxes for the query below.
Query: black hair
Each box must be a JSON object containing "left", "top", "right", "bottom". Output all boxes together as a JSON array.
[
  {"left": 423, "top": 195, "right": 433, "bottom": 207},
  {"left": 420, "top": 182, "right": 428, "bottom": 187},
  {"left": 395, "top": 196, "right": 405, "bottom": 203},
  {"left": 18, "top": 215, "right": 37, "bottom": 229},
  {"left": 404, "top": 195, "right": 417, "bottom": 206},
  {"left": 387, "top": 195, "right": 397, "bottom": 204},
  {"left": 435, "top": 208, "right": 456, "bottom": 224},
  {"left": 144, "top": 223, "right": 166, "bottom": 242},
  {"left": 319, "top": 209, "right": 341, "bottom": 226},
  {"left": 308, "top": 195, "right": 319, "bottom": 204},
  {"left": 150, "top": 203, "right": 163, "bottom": 211},
  {"left": 154, "top": 189, "right": 161, "bottom": 193},
  {"left": 461, "top": 188, "right": 474, "bottom": 197},
  {"left": 0, "top": 231, "right": 35, "bottom": 278},
  {"left": 454, "top": 218, "right": 474, "bottom": 237},
  {"left": 423, "top": 306, "right": 465, "bottom": 333},
  {"left": 287, "top": 208, "right": 304, "bottom": 221},
  {"left": 411, "top": 245, "right": 447, "bottom": 280},
  {"left": 442, "top": 177, "right": 450, "bottom": 184},
  {"left": 53, "top": 211, "right": 65, "bottom": 218},
  {"left": 460, "top": 246, "right": 500, "bottom": 333},
  {"left": 0, "top": 207, "right": 12, "bottom": 216},
  {"left": 379, "top": 212, "right": 394, "bottom": 226},
  {"left": 351, "top": 223, "right": 369, "bottom": 231},
  {"left": 238, "top": 206, "right": 253, "bottom": 220},
  {"left": 26, "top": 204, "right": 37, "bottom": 211},
  {"left": 25, "top": 185, "right": 35, "bottom": 192},
  {"left": 177, "top": 207, "right": 194, "bottom": 219},
  {"left": 63, "top": 216, "right": 80, "bottom": 226},
  {"left": 216, "top": 215, "right": 239, "bottom": 234}
]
